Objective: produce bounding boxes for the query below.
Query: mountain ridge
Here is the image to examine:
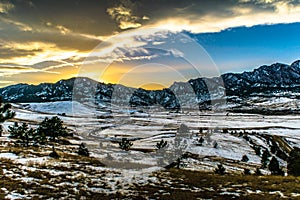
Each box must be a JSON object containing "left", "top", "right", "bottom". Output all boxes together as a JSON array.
[{"left": 1, "top": 60, "right": 300, "bottom": 109}]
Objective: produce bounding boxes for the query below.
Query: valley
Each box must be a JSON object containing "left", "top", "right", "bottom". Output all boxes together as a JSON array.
[{"left": 1, "top": 99, "right": 300, "bottom": 199}]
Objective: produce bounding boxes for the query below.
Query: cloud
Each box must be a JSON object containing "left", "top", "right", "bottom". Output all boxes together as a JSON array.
[
  {"left": 0, "top": 0, "right": 300, "bottom": 88},
  {"left": 0, "top": 1, "right": 14, "bottom": 14},
  {"left": 107, "top": 5, "right": 141, "bottom": 29},
  {"left": 1, "top": 17, "right": 33, "bottom": 32},
  {"left": 107, "top": 0, "right": 149, "bottom": 29},
  {"left": 144, "top": 0, "right": 300, "bottom": 33}
]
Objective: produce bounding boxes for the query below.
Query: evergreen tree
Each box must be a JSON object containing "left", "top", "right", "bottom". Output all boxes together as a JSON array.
[
  {"left": 8, "top": 122, "right": 35, "bottom": 147},
  {"left": 8, "top": 122, "right": 20, "bottom": 138},
  {"left": 269, "top": 156, "right": 283, "bottom": 175},
  {"left": 254, "top": 146, "right": 261, "bottom": 156},
  {"left": 288, "top": 147, "right": 300, "bottom": 176},
  {"left": 242, "top": 154, "right": 249, "bottom": 162},
  {"left": 0, "top": 97, "right": 15, "bottom": 136},
  {"left": 199, "top": 128, "right": 203, "bottom": 134},
  {"left": 255, "top": 168, "right": 262, "bottom": 175},
  {"left": 19, "top": 123, "right": 34, "bottom": 147},
  {"left": 213, "top": 141, "right": 218, "bottom": 148},
  {"left": 198, "top": 136, "right": 204, "bottom": 146},
  {"left": 261, "top": 149, "right": 271, "bottom": 168},
  {"left": 78, "top": 143, "right": 90, "bottom": 156},
  {"left": 37, "top": 116, "right": 67, "bottom": 142}
]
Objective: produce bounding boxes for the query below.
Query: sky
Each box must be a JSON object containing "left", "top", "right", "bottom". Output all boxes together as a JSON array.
[{"left": 0, "top": 0, "right": 300, "bottom": 89}]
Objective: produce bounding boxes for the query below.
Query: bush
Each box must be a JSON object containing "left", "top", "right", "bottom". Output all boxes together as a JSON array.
[
  {"left": 222, "top": 128, "right": 228, "bottom": 133},
  {"left": 255, "top": 168, "right": 262, "bottom": 175},
  {"left": 244, "top": 168, "right": 251, "bottom": 175},
  {"left": 177, "top": 124, "right": 190, "bottom": 134},
  {"left": 214, "top": 164, "right": 226, "bottom": 175},
  {"left": 78, "top": 143, "right": 90, "bottom": 156},
  {"left": 119, "top": 138, "right": 133, "bottom": 151},
  {"left": 49, "top": 146, "right": 60, "bottom": 159},
  {"left": 156, "top": 139, "right": 168, "bottom": 150}
]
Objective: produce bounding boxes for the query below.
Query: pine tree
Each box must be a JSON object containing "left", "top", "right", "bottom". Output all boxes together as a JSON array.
[
  {"left": 242, "top": 154, "right": 249, "bottom": 162},
  {"left": 213, "top": 141, "right": 218, "bottom": 148},
  {"left": 37, "top": 116, "right": 68, "bottom": 142},
  {"left": 222, "top": 128, "right": 228, "bottom": 133},
  {"left": 287, "top": 147, "right": 300, "bottom": 176},
  {"left": 0, "top": 97, "right": 15, "bottom": 136},
  {"left": 254, "top": 146, "right": 261, "bottom": 156},
  {"left": 198, "top": 136, "right": 204, "bottom": 146},
  {"left": 8, "top": 122, "right": 35, "bottom": 147},
  {"left": 269, "top": 156, "right": 283, "bottom": 175},
  {"left": 261, "top": 149, "right": 271, "bottom": 168},
  {"left": 8, "top": 122, "right": 20, "bottom": 138},
  {"left": 255, "top": 168, "right": 262, "bottom": 175}
]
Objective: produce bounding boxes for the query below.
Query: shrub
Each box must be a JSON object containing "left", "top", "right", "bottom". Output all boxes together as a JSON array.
[
  {"left": 214, "top": 164, "right": 226, "bottom": 175},
  {"left": 119, "top": 138, "right": 133, "bottom": 151},
  {"left": 156, "top": 139, "right": 168, "bottom": 150},
  {"left": 255, "top": 168, "right": 262, "bottom": 175},
  {"left": 244, "top": 168, "right": 251, "bottom": 175},
  {"left": 78, "top": 143, "right": 90, "bottom": 156},
  {"left": 49, "top": 146, "right": 60, "bottom": 158},
  {"left": 222, "top": 128, "right": 228, "bottom": 133},
  {"left": 177, "top": 124, "right": 190, "bottom": 134}
]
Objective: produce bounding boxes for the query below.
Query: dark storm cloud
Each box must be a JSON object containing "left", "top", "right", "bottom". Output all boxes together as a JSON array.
[{"left": 0, "top": 0, "right": 300, "bottom": 63}]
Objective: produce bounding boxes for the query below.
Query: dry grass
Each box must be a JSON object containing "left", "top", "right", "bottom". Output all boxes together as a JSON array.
[{"left": 133, "top": 169, "right": 300, "bottom": 199}]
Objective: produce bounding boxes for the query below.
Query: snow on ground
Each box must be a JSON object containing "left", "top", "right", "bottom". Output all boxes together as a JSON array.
[
  {"left": 4, "top": 101, "right": 300, "bottom": 172},
  {"left": 0, "top": 152, "right": 49, "bottom": 165}
]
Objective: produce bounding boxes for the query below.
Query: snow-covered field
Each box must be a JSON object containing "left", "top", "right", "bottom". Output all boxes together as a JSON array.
[
  {"left": 1, "top": 100, "right": 300, "bottom": 198},
  {"left": 4, "top": 101, "right": 300, "bottom": 170}
]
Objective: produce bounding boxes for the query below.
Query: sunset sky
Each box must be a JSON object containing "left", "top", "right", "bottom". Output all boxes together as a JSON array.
[{"left": 0, "top": 0, "right": 300, "bottom": 89}]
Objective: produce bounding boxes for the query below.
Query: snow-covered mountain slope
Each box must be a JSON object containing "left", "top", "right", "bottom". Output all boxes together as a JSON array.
[{"left": 1, "top": 60, "right": 300, "bottom": 110}]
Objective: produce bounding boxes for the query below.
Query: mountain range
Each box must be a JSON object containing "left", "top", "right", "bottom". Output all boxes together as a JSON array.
[{"left": 1, "top": 60, "right": 300, "bottom": 110}]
